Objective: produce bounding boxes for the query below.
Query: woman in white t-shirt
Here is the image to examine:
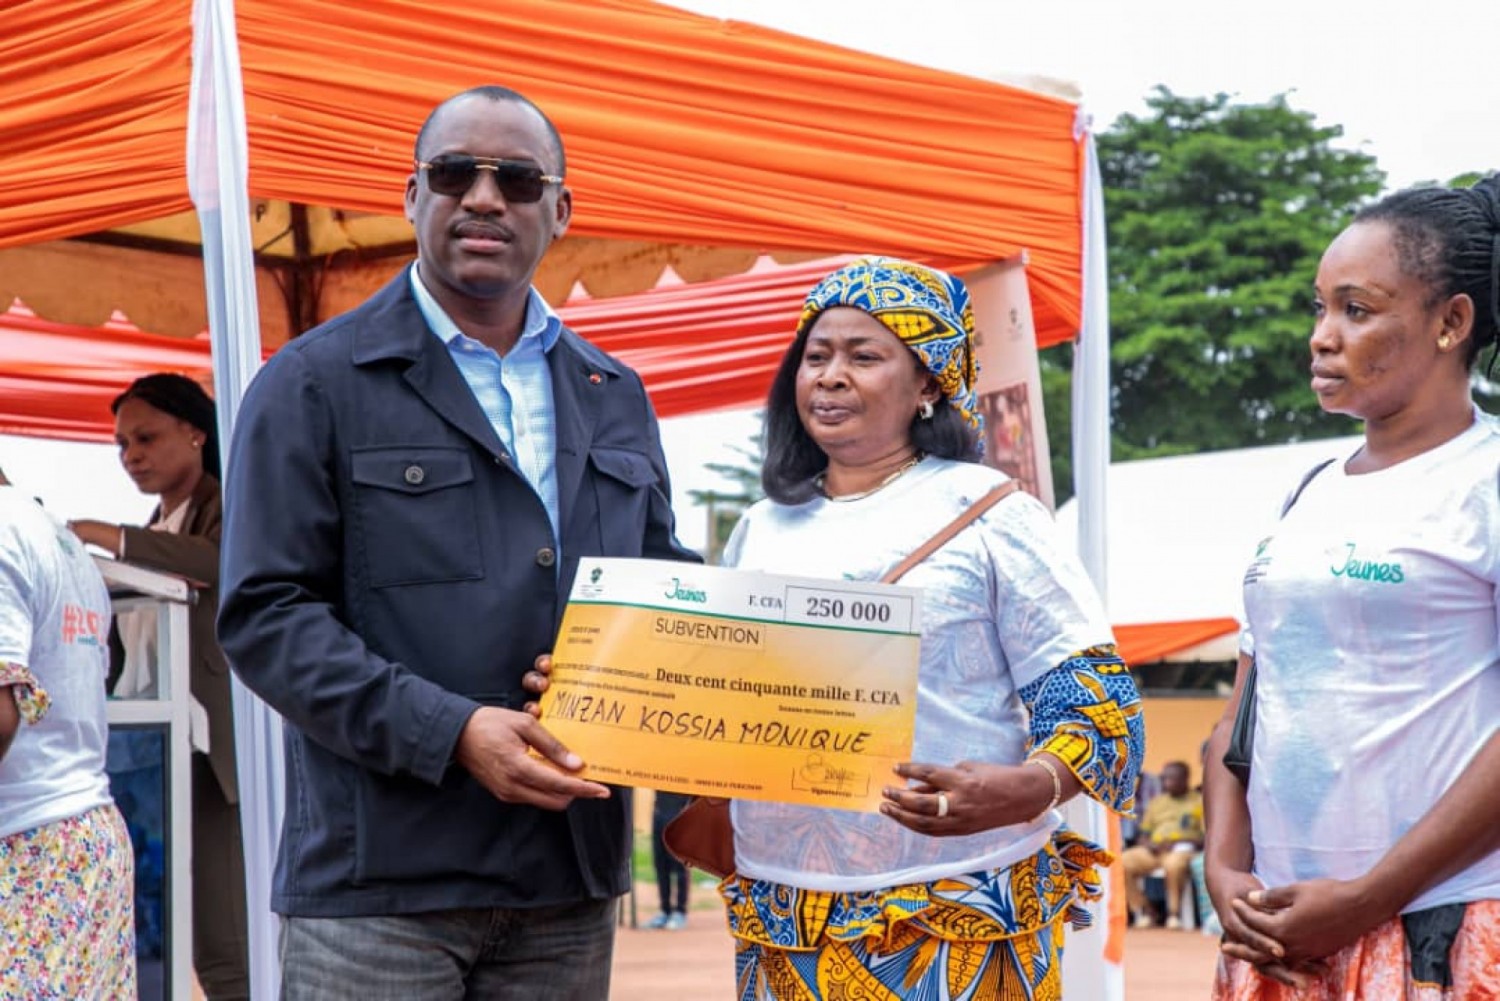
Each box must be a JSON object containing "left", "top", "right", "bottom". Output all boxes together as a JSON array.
[
  {"left": 0, "top": 468, "right": 136, "bottom": 997},
  {"left": 1206, "top": 177, "right": 1500, "bottom": 998},
  {"left": 712, "top": 258, "right": 1144, "bottom": 1000}
]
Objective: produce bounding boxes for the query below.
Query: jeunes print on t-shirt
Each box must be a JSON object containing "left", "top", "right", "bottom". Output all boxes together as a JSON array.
[{"left": 1328, "top": 542, "right": 1405, "bottom": 584}]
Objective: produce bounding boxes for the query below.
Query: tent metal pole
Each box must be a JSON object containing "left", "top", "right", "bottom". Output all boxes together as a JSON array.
[
  {"left": 188, "top": 0, "right": 284, "bottom": 997},
  {"left": 1061, "top": 129, "right": 1125, "bottom": 1001}
]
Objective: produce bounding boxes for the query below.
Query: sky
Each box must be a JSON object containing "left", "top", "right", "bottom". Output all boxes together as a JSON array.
[
  {"left": 673, "top": 0, "right": 1499, "bottom": 191},
  {"left": 6, "top": 0, "right": 1497, "bottom": 549}
]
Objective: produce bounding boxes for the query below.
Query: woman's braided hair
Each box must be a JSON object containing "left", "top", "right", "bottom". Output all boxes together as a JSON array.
[{"left": 1355, "top": 173, "right": 1500, "bottom": 375}]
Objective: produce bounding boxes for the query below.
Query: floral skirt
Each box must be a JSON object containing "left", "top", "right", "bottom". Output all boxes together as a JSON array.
[
  {"left": 721, "top": 829, "right": 1110, "bottom": 1001},
  {"left": 0, "top": 804, "right": 136, "bottom": 1000},
  {"left": 1213, "top": 899, "right": 1500, "bottom": 1001}
]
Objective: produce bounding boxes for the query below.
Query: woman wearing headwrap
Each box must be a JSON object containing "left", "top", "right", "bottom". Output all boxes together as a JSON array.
[
  {"left": 69, "top": 373, "right": 249, "bottom": 1000},
  {"left": 715, "top": 258, "right": 1145, "bottom": 1000}
]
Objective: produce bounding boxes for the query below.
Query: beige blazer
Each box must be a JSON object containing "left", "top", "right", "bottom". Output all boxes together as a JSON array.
[{"left": 117, "top": 474, "right": 237, "bottom": 803}]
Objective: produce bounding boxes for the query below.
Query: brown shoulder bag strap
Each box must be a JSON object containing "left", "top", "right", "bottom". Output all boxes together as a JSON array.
[{"left": 879, "top": 480, "right": 1023, "bottom": 585}]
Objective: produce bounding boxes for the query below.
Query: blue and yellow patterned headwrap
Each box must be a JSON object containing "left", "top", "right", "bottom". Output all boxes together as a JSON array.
[{"left": 796, "top": 256, "right": 983, "bottom": 445}]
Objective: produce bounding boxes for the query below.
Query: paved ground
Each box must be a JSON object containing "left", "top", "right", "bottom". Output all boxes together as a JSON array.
[
  {"left": 191, "top": 887, "right": 1220, "bottom": 998},
  {"left": 612, "top": 892, "right": 1222, "bottom": 998}
]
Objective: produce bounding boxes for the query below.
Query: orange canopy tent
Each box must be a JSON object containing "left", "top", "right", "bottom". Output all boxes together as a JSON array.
[
  {"left": 0, "top": 255, "right": 881, "bottom": 439},
  {"left": 2, "top": 0, "right": 1086, "bottom": 348},
  {"left": 1113, "top": 619, "right": 1241, "bottom": 666},
  {"left": 1, "top": 2, "right": 1139, "bottom": 993}
]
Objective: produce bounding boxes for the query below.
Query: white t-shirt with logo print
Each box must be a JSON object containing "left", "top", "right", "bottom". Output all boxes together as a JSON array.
[
  {"left": 1241, "top": 412, "right": 1500, "bottom": 912},
  {"left": 0, "top": 486, "right": 115, "bottom": 838}
]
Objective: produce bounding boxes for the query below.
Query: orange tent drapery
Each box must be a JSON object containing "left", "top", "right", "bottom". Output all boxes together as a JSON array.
[
  {"left": 235, "top": 0, "right": 1084, "bottom": 342},
  {"left": 0, "top": 308, "right": 236, "bottom": 442},
  {"left": 0, "top": 257, "right": 865, "bottom": 442},
  {"left": 0, "top": 0, "right": 195, "bottom": 244},
  {"left": 1, "top": 0, "right": 1086, "bottom": 350},
  {"left": 1113, "top": 618, "right": 1241, "bottom": 666}
]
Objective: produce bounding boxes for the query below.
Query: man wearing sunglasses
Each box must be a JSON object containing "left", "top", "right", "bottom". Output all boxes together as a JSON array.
[{"left": 218, "top": 86, "right": 698, "bottom": 999}]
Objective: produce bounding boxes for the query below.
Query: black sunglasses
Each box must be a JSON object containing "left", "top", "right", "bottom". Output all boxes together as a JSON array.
[{"left": 414, "top": 154, "right": 563, "bottom": 202}]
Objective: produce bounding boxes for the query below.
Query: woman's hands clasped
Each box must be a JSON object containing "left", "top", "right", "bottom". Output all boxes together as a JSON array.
[
  {"left": 880, "top": 759, "right": 1057, "bottom": 837},
  {"left": 1207, "top": 866, "right": 1299, "bottom": 983},
  {"left": 1220, "top": 873, "right": 1389, "bottom": 987},
  {"left": 1206, "top": 863, "right": 1392, "bottom": 989}
]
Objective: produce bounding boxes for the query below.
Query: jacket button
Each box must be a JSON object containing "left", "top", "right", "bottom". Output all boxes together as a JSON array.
[
  {"left": 404, "top": 464, "right": 425, "bottom": 485},
  {"left": 535, "top": 547, "right": 556, "bottom": 568}
]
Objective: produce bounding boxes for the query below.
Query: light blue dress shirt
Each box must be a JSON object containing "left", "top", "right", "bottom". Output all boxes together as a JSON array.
[{"left": 409, "top": 265, "right": 562, "bottom": 549}]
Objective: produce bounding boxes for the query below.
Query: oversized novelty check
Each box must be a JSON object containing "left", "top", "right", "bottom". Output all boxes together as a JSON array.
[{"left": 538, "top": 558, "right": 922, "bottom": 812}]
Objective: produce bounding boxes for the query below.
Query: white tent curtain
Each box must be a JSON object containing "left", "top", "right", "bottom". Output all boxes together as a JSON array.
[
  {"left": 1060, "top": 130, "right": 1124, "bottom": 1000},
  {"left": 188, "top": 0, "right": 283, "bottom": 995},
  {"left": 1073, "top": 136, "right": 1111, "bottom": 589}
]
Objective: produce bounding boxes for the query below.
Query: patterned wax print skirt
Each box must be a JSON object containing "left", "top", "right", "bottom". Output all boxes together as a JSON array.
[
  {"left": 1213, "top": 899, "right": 1500, "bottom": 1001},
  {"left": 0, "top": 804, "right": 137, "bottom": 999},
  {"left": 721, "top": 828, "right": 1110, "bottom": 1001}
]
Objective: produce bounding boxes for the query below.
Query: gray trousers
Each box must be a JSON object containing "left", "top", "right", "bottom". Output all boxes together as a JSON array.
[{"left": 279, "top": 897, "right": 616, "bottom": 1000}]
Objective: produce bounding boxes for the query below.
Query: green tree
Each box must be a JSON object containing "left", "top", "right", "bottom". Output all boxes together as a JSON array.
[
  {"left": 1053, "top": 89, "right": 1388, "bottom": 486},
  {"left": 687, "top": 418, "right": 765, "bottom": 562},
  {"left": 1038, "top": 342, "right": 1075, "bottom": 504}
]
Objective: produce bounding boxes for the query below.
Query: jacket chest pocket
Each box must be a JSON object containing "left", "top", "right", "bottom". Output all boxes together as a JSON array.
[
  {"left": 588, "top": 446, "right": 656, "bottom": 556},
  {"left": 350, "top": 446, "right": 483, "bottom": 587}
]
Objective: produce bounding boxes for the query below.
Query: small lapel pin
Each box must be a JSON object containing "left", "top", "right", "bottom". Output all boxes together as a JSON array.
[{"left": 588, "top": 372, "right": 602, "bottom": 385}]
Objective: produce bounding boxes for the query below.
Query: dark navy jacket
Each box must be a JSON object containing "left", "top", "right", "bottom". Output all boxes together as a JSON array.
[{"left": 218, "top": 274, "right": 699, "bottom": 916}]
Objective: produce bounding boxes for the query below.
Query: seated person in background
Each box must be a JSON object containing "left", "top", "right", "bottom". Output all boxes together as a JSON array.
[
  {"left": 1120, "top": 770, "right": 1160, "bottom": 847},
  {"left": 1122, "top": 760, "right": 1204, "bottom": 928},
  {"left": 1189, "top": 736, "right": 1222, "bottom": 936}
]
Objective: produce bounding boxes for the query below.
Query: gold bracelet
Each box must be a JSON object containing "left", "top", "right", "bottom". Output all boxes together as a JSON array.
[{"left": 1026, "top": 756, "right": 1063, "bottom": 821}]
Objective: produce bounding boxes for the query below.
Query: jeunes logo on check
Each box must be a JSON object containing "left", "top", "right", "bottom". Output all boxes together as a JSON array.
[{"left": 663, "top": 577, "right": 708, "bottom": 603}]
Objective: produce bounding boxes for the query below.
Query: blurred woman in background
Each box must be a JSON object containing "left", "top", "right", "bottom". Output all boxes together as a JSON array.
[{"left": 70, "top": 373, "right": 249, "bottom": 1000}]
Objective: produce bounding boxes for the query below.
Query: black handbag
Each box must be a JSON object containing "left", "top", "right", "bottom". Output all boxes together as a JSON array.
[
  {"left": 1222, "top": 661, "right": 1257, "bottom": 784},
  {"left": 1222, "top": 458, "right": 1333, "bottom": 783}
]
